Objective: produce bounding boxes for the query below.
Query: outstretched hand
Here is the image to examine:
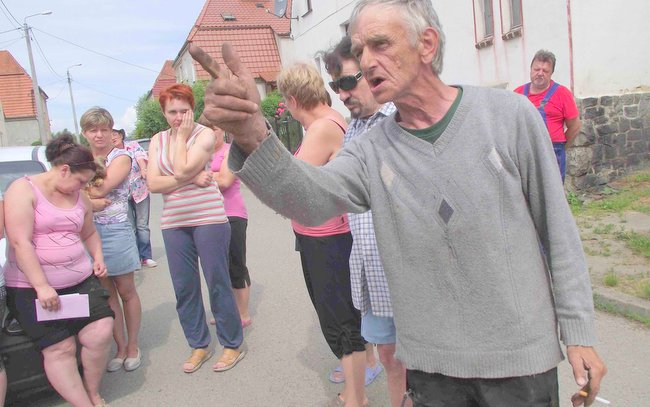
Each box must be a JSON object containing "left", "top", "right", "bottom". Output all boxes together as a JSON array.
[{"left": 189, "top": 44, "right": 268, "bottom": 154}]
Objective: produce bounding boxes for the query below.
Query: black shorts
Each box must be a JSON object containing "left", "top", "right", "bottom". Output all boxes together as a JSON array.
[
  {"left": 228, "top": 216, "right": 250, "bottom": 289},
  {"left": 295, "top": 231, "right": 366, "bottom": 359},
  {"left": 6, "top": 276, "right": 115, "bottom": 350}
]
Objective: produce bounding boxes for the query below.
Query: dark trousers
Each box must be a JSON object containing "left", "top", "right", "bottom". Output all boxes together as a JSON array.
[
  {"left": 553, "top": 142, "right": 567, "bottom": 183},
  {"left": 407, "top": 368, "right": 559, "bottom": 407},
  {"left": 295, "top": 232, "right": 366, "bottom": 359},
  {"left": 162, "top": 223, "right": 243, "bottom": 349}
]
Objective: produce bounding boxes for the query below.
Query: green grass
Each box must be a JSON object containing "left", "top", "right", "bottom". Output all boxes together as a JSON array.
[
  {"left": 643, "top": 283, "right": 650, "bottom": 300},
  {"left": 594, "top": 296, "right": 650, "bottom": 328},
  {"left": 603, "top": 272, "right": 619, "bottom": 287},
  {"left": 633, "top": 173, "right": 650, "bottom": 182},
  {"left": 615, "top": 230, "right": 650, "bottom": 259},
  {"left": 571, "top": 170, "right": 650, "bottom": 216},
  {"left": 593, "top": 224, "right": 615, "bottom": 235}
]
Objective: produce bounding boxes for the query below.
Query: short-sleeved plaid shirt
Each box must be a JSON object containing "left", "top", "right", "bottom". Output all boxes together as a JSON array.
[{"left": 344, "top": 102, "right": 396, "bottom": 317}]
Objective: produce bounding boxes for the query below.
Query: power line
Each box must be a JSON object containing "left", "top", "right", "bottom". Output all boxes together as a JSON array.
[
  {"left": 34, "top": 28, "right": 176, "bottom": 78},
  {"left": 47, "top": 80, "right": 68, "bottom": 100},
  {"left": 0, "top": 35, "right": 21, "bottom": 48},
  {"left": 74, "top": 80, "right": 138, "bottom": 103},
  {"left": 0, "top": 0, "right": 20, "bottom": 27},
  {"left": 43, "top": 78, "right": 66, "bottom": 87},
  {"left": 30, "top": 29, "right": 63, "bottom": 79},
  {"left": 0, "top": 27, "right": 20, "bottom": 35}
]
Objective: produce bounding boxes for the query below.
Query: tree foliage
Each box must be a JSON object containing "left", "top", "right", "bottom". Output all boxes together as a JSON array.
[
  {"left": 133, "top": 94, "right": 167, "bottom": 139},
  {"left": 192, "top": 80, "right": 208, "bottom": 121}
]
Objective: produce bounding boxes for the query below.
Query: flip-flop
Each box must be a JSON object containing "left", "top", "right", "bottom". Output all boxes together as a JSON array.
[
  {"left": 328, "top": 365, "right": 345, "bottom": 384},
  {"left": 365, "top": 364, "right": 383, "bottom": 386}
]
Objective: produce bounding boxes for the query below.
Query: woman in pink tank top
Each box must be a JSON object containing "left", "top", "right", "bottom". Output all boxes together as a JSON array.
[
  {"left": 278, "top": 63, "right": 367, "bottom": 407},
  {"left": 3, "top": 135, "right": 114, "bottom": 407},
  {"left": 208, "top": 125, "right": 252, "bottom": 327}
]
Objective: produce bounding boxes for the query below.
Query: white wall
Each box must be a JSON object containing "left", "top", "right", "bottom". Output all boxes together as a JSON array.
[
  {"left": 285, "top": 0, "right": 649, "bottom": 120},
  {"left": 287, "top": 0, "right": 359, "bottom": 117},
  {"left": 175, "top": 50, "right": 196, "bottom": 84},
  {"left": 571, "top": 0, "right": 650, "bottom": 97}
]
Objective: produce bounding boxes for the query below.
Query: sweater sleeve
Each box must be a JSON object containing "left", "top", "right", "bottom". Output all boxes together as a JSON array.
[
  {"left": 228, "top": 131, "right": 371, "bottom": 226},
  {"left": 515, "top": 98, "right": 597, "bottom": 346}
]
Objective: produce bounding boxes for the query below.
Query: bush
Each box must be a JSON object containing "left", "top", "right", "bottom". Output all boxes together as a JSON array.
[{"left": 261, "top": 90, "right": 283, "bottom": 119}]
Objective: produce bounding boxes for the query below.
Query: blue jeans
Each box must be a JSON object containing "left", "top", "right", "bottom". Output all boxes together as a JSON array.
[
  {"left": 128, "top": 195, "right": 152, "bottom": 260},
  {"left": 162, "top": 223, "right": 243, "bottom": 349},
  {"left": 552, "top": 142, "right": 566, "bottom": 183}
]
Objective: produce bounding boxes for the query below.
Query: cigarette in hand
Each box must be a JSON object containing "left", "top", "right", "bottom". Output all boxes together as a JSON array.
[{"left": 578, "top": 390, "right": 610, "bottom": 405}]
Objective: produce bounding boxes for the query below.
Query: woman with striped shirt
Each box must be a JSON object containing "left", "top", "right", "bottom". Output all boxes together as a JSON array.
[{"left": 147, "top": 84, "right": 244, "bottom": 374}]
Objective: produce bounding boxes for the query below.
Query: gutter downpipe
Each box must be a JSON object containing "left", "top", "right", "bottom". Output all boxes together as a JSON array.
[{"left": 566, "top": 0, "right": 575, "bottom": 93}]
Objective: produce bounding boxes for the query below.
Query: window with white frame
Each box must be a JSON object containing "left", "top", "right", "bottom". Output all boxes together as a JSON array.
[
  {"left": 482, "top": 0, "right": 494, "bottom": 37},
  {"left": 500, "top": 0, "right": 523, "bottom": 40},
  {"left": 510, "top": 0, "right": 522, "bottom": 28},
  {"left": 473, "top": 0, "right": 495, "bottom": 48}
]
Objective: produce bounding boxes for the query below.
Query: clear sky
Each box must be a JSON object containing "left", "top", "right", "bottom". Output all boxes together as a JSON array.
[{"left": 0, "top": 0, "right": 205, "bottom": 136}]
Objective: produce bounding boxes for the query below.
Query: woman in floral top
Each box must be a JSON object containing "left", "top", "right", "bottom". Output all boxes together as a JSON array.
[{"left": 111, "top": 129, "right": 156, "bottom": 268}]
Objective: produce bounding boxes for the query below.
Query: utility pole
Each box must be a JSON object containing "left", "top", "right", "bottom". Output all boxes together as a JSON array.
[
  {"left": 23, "top": 11, "right": 52, "bottom": 145},
  {"left": 67, "top": 64, "right": 82, "bottom": 142}
]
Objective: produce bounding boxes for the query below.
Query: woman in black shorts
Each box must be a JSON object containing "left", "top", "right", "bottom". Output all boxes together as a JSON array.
[{"left": 3, "top": 135, "right": 114, "bottom": 407}]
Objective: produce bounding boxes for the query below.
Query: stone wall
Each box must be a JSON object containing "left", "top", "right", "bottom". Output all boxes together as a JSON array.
[{"left": 568, "top": 92, "right": 650, "bottom": 190}]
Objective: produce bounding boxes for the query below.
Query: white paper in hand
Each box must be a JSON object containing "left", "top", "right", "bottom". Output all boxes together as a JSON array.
[{"left": 35, "top": 293, "right": 90, "bottom": 321}]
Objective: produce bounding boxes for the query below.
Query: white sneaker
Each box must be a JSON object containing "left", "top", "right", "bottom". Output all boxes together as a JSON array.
[{"left": 141, "top": 259, "right": 157, "bottom": 268}]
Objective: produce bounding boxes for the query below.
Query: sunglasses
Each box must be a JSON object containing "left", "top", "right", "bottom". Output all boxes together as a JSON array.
[{"left": 329, "top": 71, "right": 363, "bottom": 93}]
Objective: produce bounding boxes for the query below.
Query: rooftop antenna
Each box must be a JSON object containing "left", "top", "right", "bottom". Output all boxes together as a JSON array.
[{"left": 256, "top": 1, "right": 297, "bottom": 20}]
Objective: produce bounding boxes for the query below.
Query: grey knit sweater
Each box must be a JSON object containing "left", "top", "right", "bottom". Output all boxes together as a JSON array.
[{"left": 230, "top": 85, "right": 596, "bottom": 378}]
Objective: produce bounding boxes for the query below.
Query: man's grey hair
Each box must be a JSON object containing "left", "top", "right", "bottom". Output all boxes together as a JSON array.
[
  {"left": 349, "top": 0, "right": 446, "bottom": 75},
  {"left": 531, "top": 49, "right": 557, "bottom": 73}
]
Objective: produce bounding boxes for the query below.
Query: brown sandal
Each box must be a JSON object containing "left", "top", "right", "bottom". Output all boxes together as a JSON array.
[
  {"left": 212, "top": 348, "right": 245, "bottom": 372},
  {"left": 183, "top": 348, "right": 213, "bottom": 373}
]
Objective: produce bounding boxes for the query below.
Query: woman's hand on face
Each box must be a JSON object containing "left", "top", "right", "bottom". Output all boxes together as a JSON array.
[
  {"left": 192, "top": 170, "right": 213, "bottom": 188},
  {"left": 177, "top": 111, "right": 194, "bottom": 141},
  {"left": 35, "top": 285, "right": 60, "bottom": 312},
  {"left": 93, "top": 260, "right": 108, "bottom": 278}
]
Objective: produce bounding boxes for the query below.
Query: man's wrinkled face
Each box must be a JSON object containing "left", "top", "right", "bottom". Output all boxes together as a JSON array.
[
  {"left": 333, "top": 59, "right": 380, "bottom": 119},
  {"left": 350, "top": 5, "right": 422, "bottom": 104},
  {"left": 530, "top": 60, "right": 553, "bottom": 90}
]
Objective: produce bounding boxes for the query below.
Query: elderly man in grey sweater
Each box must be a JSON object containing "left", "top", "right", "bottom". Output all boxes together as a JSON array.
[{"left": 190, "top": 1, "right": 606, "bottom": 406}]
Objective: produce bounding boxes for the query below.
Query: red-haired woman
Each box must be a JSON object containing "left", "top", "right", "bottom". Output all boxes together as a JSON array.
[{"left": 147, "top": 84, "right": 244, "bottom": 373}]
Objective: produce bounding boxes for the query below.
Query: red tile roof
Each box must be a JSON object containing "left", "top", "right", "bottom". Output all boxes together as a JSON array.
[
  {"left": 180, "top": 0, "right": 290, "bottom": 83},
  {"left": 188, "top": 0, "right": 291, "bottom": 38},
  {"left": 190, "top": 27, "right": 282, "bottom": 82},
  {"left": 0, "top": 50, "right": 41, "bottom": 119},
  {"left": 151, "top": 60, "right": 177, "bottom": 99}
]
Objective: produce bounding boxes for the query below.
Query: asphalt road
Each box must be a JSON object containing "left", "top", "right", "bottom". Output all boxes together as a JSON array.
[{"left": 15, "top": 188, "right": 650, "bottom": 407}]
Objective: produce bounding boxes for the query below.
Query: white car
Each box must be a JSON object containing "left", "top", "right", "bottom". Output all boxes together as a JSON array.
[{"left": 0, "top": 146, "right": 51, "bottom": 266}]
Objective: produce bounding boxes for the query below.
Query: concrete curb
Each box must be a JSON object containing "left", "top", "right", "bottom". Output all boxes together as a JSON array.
[{"left": 593, "top": 286, "right": 650, "bottom": 319}]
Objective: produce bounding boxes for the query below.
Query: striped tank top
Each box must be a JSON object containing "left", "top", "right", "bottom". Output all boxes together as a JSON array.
[{"left": 156, "top": 124, "right": 227, "bottom": 229}]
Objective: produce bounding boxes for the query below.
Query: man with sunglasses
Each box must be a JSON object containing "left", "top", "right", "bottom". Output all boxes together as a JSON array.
[
  {"left": 322, "top": 36, "right": 408, "bottom": 407},
  {"left": 192, "top": 0, "right": 606, "bottom": 406}
]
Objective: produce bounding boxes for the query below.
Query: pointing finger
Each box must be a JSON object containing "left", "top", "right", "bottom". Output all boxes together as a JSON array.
[
  {"left": 189, "top": 44, "right": 221, "bottom": 79},
  {"left": 221, "top": 43, "right": 249, "bottom": 80}
]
